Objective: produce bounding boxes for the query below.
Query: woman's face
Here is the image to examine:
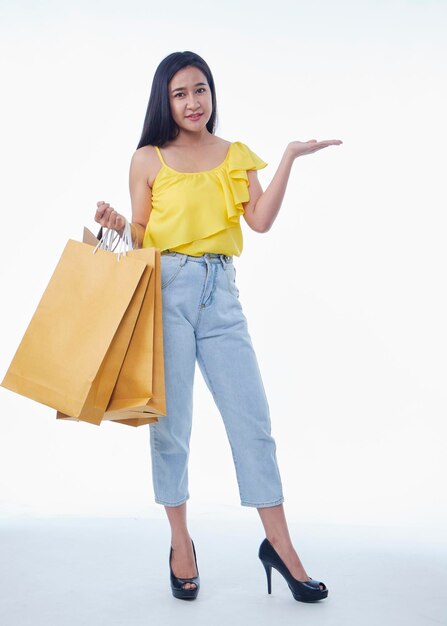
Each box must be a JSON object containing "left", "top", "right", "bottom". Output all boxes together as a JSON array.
[{"left": 168, "top": 65, "right": 213, "bottom": 133}]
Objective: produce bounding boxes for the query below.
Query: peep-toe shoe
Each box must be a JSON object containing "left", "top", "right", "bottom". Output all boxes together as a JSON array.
[
  {"left": 258, "top": 538, "right": 328, "bottom": 602},
  {"left": 169, "top": 539, "right": 200, "bottom": 600}
]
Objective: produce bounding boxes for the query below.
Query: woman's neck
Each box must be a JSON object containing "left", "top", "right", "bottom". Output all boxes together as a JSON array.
[{"left": 173, "top": 128, "right": 214, "bottom": 147}]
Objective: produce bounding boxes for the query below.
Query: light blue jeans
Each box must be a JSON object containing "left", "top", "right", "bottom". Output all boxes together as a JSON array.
[{"left": 149, "top": 251, "right": 284, "bottom": 508}]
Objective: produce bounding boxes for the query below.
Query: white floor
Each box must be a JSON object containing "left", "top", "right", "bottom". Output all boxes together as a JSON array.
[{"left": 0, "top": 514, "right": 446, "bottom": 626}]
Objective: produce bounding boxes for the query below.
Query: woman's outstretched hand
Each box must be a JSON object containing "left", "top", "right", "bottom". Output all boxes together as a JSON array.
[
  {"left": 95, "top": 201, "right": 126, "bottom": 233},
  {"left": 287, "top": 139, "right": 343, "bottom": 158}
]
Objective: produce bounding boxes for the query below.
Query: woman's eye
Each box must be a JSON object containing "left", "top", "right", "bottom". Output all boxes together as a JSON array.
[{"left": 174, "top": 88, "right": 206, "bottom": 98}]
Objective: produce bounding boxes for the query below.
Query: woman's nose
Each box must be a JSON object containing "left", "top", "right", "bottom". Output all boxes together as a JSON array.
[{"left": 186, "top": 96, "right": 200, "bottom": 109}]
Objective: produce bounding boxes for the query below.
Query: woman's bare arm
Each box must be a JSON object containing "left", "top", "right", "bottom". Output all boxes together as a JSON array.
[
  {"left": 95, "top": 148, "right": 153, "bottom": 248},
  {"left": 127, "top": 148, "right": 153, "bottom": 248},
  {"left": 243, "top": 139, "right": 342, "bottom": 233}
]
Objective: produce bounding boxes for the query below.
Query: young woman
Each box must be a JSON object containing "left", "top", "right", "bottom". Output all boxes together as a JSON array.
[{"left": 95, "top": 50, "right": 342, "bottom": 602}]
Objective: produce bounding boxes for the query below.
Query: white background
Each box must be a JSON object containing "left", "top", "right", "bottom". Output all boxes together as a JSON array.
[{"left": 0, "top": 0, "right": 446, "bottom": 530}]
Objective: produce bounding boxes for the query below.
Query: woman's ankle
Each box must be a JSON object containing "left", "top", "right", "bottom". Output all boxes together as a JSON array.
[{"left": 171, "top": 533, "right": 193, "bottom": 549}]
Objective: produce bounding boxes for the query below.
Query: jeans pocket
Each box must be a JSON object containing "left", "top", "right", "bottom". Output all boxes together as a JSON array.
[
  {"left": 225, "top": 263, "right": 240, "bottom": 298},
  {"left": 161, "top": 255, "right": 184, "bottom": 290}
]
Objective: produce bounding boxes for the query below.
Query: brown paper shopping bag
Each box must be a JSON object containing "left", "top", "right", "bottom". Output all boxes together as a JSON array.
[
  {"left": 56, "top": 227, "right": 166, "bottom": 427},
  {"left": 1, "top": 237, "right": 151, "bottom": 425},
  {"left": 103, "top": 246, "right": 166, "bottom": 426}
]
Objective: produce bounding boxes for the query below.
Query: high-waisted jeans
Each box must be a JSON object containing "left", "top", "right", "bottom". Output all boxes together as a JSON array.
[{"left": 149, "top": 251, "right": 284, "bottom": 508}]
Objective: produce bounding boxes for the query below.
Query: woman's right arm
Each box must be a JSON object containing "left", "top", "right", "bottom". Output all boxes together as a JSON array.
[
  {"left": 95, "top": 148, "right": 153, "bottom": 248},
  {"left": 127, "top": 148, "right": 153, "bottom": 248}
]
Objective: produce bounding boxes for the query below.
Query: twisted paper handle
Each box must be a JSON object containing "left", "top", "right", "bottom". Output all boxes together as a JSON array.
[{"left": 93, "top": 219, "right": 134, "bottom": 261}]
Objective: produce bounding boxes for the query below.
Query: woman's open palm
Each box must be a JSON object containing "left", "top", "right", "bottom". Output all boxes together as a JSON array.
[{"left": 288, "top": 139, "right": 343, "bottom": 158}]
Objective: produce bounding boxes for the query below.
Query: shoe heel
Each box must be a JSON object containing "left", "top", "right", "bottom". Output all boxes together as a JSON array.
[{"left": 260, "top": 559, "right": 272, "bottom": 594}]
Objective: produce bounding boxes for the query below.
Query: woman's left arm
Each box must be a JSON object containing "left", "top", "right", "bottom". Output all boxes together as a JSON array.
[{"left": 243, "top": 139, "right": 342, "bottom": 233}]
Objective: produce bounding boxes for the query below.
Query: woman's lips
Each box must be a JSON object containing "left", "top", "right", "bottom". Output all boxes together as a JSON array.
[{"left": 187, "top": 113, "right": 202, "bottom": 121}]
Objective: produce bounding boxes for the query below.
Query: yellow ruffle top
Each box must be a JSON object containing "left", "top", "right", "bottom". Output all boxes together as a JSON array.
[{"left": 142, "top": 141, "right": 268, "bottom": 256}]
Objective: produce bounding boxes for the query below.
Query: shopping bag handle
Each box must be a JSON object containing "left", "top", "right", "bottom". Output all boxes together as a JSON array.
[{"left": 93, "top": 220, "right": 134, "bottom": 261}]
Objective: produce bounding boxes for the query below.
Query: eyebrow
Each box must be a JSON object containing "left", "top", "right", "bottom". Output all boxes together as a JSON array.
[{"left": 171, "top": 82, "right": 207, "bottom": 94}]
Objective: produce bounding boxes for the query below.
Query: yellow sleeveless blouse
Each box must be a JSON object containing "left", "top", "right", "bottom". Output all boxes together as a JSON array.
[{"left": 142, "top": 141, "right": 267, "bottom": 256}]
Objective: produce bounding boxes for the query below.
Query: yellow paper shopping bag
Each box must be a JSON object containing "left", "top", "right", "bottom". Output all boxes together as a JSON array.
[
  {"left": 1, "top": 237, "right": 149, "bottom": 425},
  {"left": 104, "top": 243, "right": 166, "bottom": 426},
  {"left": 56, "top": 226, "right": 166, "bottom": 427}
]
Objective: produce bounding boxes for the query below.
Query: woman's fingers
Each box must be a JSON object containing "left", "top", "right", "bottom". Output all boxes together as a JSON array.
[
  {"left": 306, "top": 139, "right": 343, "bottom": 149},
  {"left": 94, "top": 201, "right": 126, "bottom": 231},
  {"left": 308, "top": 139, "right": 343, "bottom": 153},
  {"left": 318, "top": 139, "right": 343, "bottom": 146},
  {"left": 115, "top": 215, "right": 126, "bottom": 230},
  {"left": 95, "top": 201, "right": 110, "bottom": 222},
  {"left": 288, "top": 139, "right": 343, "bottom": 158}
]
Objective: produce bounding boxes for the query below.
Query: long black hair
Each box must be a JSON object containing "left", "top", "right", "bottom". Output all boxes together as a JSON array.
[{"left": 136, "top": 51, "right": 218, "bottom": 149}]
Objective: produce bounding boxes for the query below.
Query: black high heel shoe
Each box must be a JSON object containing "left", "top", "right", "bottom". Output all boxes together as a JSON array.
[
  {"left": 259, "top": 538, "right": 328, "bottom": 602},
  {"left": 169, "top": 539, "right": 200, "bottom": 600}
]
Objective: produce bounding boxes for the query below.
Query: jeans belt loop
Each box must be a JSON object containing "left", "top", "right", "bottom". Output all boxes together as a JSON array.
[{"left": 220, "top": 254, "right": 231, "bottom": 269}]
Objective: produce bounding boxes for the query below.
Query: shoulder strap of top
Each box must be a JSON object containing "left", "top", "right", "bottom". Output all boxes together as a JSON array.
[{"left": 154, "top": 146, "right": 166, "bottom": 167}]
